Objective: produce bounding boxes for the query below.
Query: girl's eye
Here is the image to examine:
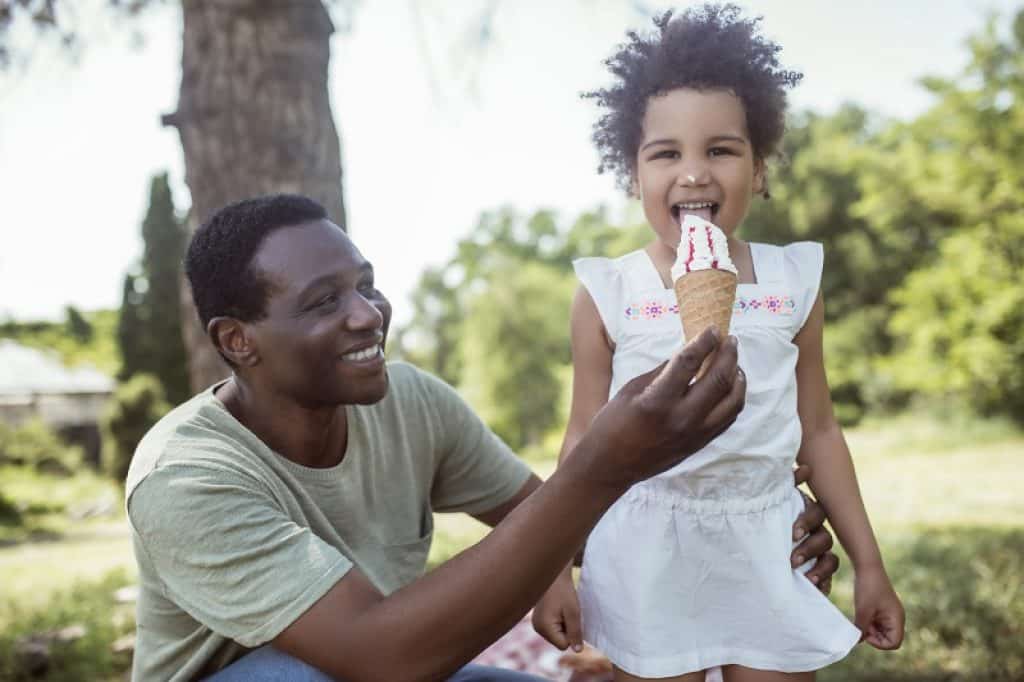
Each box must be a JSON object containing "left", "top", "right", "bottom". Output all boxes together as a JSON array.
[
  {"left": 653, "top": 150, "right": 679, "bottom": 160},
  {"left": 709, "top": 147, "right": 735, "bottom": 157}
]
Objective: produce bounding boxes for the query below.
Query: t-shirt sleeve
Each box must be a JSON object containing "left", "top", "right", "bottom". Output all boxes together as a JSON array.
[
  {"left": 415, "top": 370, "right": 532, "bottom": 515},
  {"left": 572, "top": 257, "right": 623, "bottom": 344},
  {"left": 127, "top": 463, "right": 353, "bottom": 648}
]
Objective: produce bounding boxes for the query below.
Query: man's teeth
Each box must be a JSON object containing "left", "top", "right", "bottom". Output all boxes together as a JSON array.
[{"left": 342, "top": 346, "right": 382, "bottom": 362}]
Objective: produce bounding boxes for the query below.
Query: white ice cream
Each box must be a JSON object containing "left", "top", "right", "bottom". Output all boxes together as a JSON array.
[{"left": 670, "top": 214, "right": 739, "bottom": 281}]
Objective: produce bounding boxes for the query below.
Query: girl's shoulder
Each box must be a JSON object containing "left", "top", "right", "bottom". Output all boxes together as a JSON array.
[
  {"left": 572, "top": 249, "right": 657, "bottom": 298},
  {"left": 745, "top": 241, "right": 823, "bottom": 333},
  {"left": 748, "top": 241, "right": 824, "bottom": 288},
  {"left": 572, "top": 249, "right": 659, "bottom": 344},
  {"left": 781, "top": 241, "right": 824, "bottom": 290},
  {"left": 572, "top": 249, "right": 650, "bottom": 277}
]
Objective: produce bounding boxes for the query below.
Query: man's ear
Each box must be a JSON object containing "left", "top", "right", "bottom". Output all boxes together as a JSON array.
[{"left": 208, "top": 317, "right": 260, "bottom": 367}]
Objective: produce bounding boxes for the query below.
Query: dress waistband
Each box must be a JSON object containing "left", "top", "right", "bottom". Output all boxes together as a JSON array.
[{"left": 621, "top": 476, "right": 797, "bottom": 515}]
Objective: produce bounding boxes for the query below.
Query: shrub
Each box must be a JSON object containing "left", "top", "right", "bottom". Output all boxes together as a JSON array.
[
  {"left": 824, "top": 527, "right": 1024, "bottom": 682},
  {"left": 0, "top": 569, "right": 135, "bottom": 681},
  {"left": 102, "top": 374, "right": 170, "bottom": 484},
  {"left": 0, "top": 420, "right": 83, "bottom": 476}
]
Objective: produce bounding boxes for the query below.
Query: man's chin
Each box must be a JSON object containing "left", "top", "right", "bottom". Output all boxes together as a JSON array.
[{"left": 348, "top": 368, "right": 390, "bottom": 405}]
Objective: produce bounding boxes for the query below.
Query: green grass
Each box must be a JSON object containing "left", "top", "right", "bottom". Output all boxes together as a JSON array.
[
  {"left": 0, "top": 467, "right": 122, "bottom": 545},
  {"left": 0, "top": 569, "right": 136, "bottom": 682},
  {"left": 823, "top": 527, "right": 1024, "bottom": 682},
  {"left": 1, "top": 414, "right": 1022, "bottom": 680}
]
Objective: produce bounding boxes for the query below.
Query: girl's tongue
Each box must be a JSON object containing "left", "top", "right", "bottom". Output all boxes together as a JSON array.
[{"left": 678, "top": 205, "right": 714, "bottom": 225}]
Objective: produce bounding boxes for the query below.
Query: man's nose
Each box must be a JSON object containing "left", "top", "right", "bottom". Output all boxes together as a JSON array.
[{"left": 344, "top": 293, "right": 384, "bottom": 330}]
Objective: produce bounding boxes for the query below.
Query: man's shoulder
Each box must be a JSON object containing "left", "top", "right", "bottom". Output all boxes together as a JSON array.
[
  {"left": 125, "top": 386, "right": 250, "bottom": 497},
  {"left": 368, "top": 361, "right": 470, "bottom": 434},
  {"left": 383, "top": 361, "right": 454, "bottom": 403}
]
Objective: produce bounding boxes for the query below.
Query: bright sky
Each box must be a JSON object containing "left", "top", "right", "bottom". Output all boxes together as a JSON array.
[{"left": 0, "top": 0, "right": 1016, "bottom": 325}]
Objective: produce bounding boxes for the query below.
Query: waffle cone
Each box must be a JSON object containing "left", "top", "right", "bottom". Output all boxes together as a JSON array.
[{"left": 674, "top": 268, "right": 738, "bottom": 378}]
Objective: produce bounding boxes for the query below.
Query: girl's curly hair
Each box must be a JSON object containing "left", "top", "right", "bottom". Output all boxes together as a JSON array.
[{"left": 584, "top": 3, "right": 803, "bottom": 191}]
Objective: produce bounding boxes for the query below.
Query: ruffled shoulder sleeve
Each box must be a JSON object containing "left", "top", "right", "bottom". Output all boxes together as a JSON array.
[
  {"left": 783, "top": 241, "right": 824, "bottom": 332},
  {"left": 572, "top": 256, "right": 625, "bottom": 345}
]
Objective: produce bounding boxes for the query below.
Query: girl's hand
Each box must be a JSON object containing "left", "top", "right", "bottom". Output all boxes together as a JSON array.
[
  {"left": 532, "top": 568, "right": 583, "bottom": 652},
  {"left": 854, "top": 566, "right": 905, "bottom": 650}
]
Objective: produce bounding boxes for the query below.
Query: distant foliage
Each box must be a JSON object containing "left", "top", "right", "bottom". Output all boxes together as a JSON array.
[
  {"left": 102, "top": 374, "right": 170, "bottom": 484},
  {"left": 395, "top": 206, "right": 646, "bottom": 451},
  {"left": 0, "top": 569, "right": 136, "bottom": 681},
  {"left": 878, "top": 15, "right": 1024, "bottom": 425},
  {"left": 0, "top": 420, "right": 83, "bottom": 476},
  {"left": 823, "top": 527, "right": 1024, "bottom": 682},
  {"left": 64, "top": 305, "right": 93, "bottom": 343},
  {"left": 0, "top": 309, "right": 120, "bottom": 375},
  {"left": 117, "top": 173, "right": 190, "bottom": 404},
  {"left": 459, "top": 260, "right": 575, "bottom": 450}
]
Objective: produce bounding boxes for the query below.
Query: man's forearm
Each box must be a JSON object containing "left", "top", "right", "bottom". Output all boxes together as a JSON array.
[{"left": 345, "top": 445, "right": 627, "bottom": 680}]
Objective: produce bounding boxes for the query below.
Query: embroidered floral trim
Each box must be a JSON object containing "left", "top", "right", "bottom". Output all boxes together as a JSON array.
[
  {"left": 624, "top": 301, "right": 679, "bottom": 320},
  {"left": 735, "top": 295, "right": 795, "bottom": 315},
  {"left": 624, "top": 295, "right": 796, "bottom": 320}
]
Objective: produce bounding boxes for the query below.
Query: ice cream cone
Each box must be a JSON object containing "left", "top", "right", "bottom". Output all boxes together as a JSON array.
[
  {"left": 671, "top": 215, "right": 739, "bottom": 379},
  {"left": 674, "top": 269, "right": 737, "bottom": 378}
]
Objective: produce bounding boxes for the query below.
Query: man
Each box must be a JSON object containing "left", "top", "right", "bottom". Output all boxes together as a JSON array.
[{"left": 126, "top": 195, "right": 839, "bottom": 681}]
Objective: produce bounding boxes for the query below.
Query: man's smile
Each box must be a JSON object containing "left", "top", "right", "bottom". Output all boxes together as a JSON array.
[{"left": 340, "top": 342, "right": 385, "bottom": 366}]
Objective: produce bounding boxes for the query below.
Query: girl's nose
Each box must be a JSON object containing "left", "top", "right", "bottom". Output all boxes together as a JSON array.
[{"left": 677, "top": 166, "right": 710, "bottom": 187}]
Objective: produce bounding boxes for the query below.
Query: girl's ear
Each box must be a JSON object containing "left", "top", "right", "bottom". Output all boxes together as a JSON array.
[
  {"left": 208, "top": 317, "right": 260, "bottom": 367},
  {"left": 753, "top": 158, "right": 769, "bottom": 199},
  {"left": 629, "top": 173, "right": 641, "bottom": 199}
]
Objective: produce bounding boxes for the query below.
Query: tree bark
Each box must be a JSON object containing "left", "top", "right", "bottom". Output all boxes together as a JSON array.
[{"left": 165, "top": 0, "right": 346, "bottom": 392}]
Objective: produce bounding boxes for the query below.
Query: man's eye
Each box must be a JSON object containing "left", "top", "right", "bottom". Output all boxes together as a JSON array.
[
  {"left": 315, "top": 294, "right": 338, "bottom": 308},
  {"left": 358, "top": 282, "right": 378, "bottom": 296}
]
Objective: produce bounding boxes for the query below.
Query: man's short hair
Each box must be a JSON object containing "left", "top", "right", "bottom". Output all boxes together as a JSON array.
[{"left": 185, "top": 194, "right": 328, "bottom": 328}]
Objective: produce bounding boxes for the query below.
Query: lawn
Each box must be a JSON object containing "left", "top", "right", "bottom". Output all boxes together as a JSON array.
[{"left": 1, "top": 415, "right": 1021, "bottom": 680}]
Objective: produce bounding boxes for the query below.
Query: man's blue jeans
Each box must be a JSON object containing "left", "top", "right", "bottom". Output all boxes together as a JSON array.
[{"left": 204, "top": 645, "right": 545, "bottom": 681}]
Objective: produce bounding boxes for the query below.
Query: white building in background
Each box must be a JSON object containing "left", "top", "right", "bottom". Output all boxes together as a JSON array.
[{"left": 0, "top": 339, "right": 114, "bottom": 466}]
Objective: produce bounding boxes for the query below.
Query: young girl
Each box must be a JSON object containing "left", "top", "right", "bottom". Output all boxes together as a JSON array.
[{"left": 533, "top": 5, "right": 904, "bottom": 681}]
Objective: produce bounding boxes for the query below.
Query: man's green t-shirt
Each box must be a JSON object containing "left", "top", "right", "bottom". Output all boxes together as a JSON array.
[{"left": 125, "top": 362, "right": 532, "bottom": 681}]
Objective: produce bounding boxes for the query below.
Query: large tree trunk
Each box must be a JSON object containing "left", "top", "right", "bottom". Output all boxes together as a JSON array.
[{"left": 164, "top": 0, "right": 346, "bottom": 392}]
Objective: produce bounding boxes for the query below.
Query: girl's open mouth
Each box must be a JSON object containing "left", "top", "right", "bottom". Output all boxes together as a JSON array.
[
  {"left": 672, "top": 201, "right": 719, "bottom": 225},
  {"left": 671, "top": 200, "right": 720, "bottom": 224}
]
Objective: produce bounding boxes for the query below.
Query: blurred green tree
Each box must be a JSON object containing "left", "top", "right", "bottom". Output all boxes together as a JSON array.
[
  {"left": 458, "top": 260, "right": 575, "bottom": 450},
  {"left": 0, "top": 311, "right": 120, "bottom": 374},
  {"left": 64, "top": 305, "right": 94, "bottom": 343},
  {"left": 117, "top": 173, "right": 190, "bottom": 404},
  {"left": 396, "top": 207, "right": 645, "bottom": 449},
  {"left": 880, "top": 10, "right": 1024, "bottom": 423}
]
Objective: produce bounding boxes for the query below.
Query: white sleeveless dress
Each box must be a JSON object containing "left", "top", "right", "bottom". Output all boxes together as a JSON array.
[{"left": 573, "top": 242, "right": 861, "bottom": 678}]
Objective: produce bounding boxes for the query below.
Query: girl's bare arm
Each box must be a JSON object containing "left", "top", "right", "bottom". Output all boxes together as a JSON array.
[
  {"left": 560, "top": 285, "right": 615, "bottom": 466},
  {"left": 794, "top": 292, "right": 883, "bottom": 572}
]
